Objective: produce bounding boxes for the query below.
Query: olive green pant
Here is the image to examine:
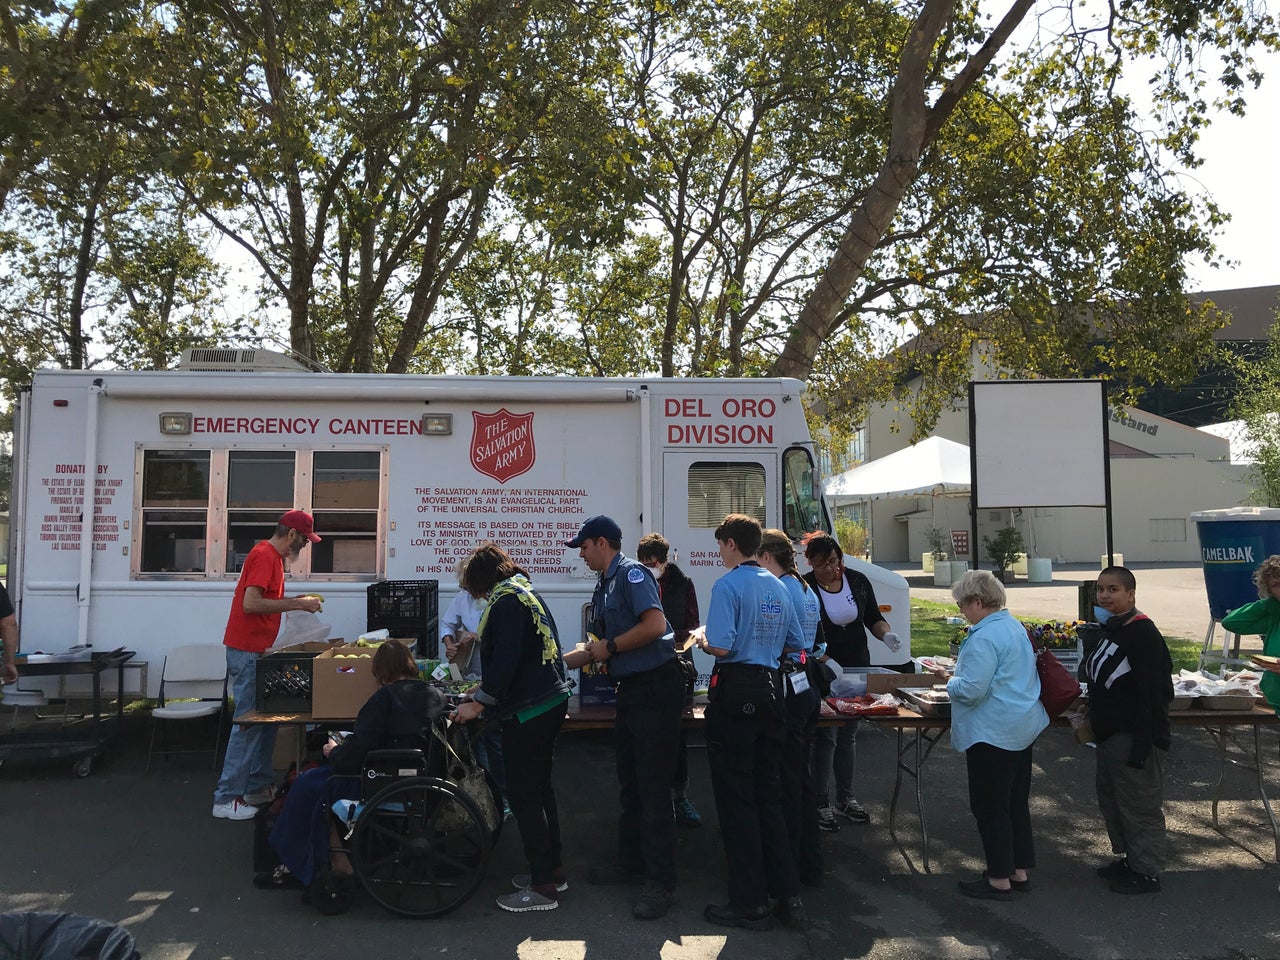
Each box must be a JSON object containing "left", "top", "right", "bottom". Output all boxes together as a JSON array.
[{"left": 1095, "top": 732, "right": 1167, "bottom": 876}]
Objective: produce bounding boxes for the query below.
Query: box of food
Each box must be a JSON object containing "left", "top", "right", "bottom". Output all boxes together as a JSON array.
[
  {"left": 309, "top": 642, "right": 409, "bottom": 719},
  {"left": 255, "top": 643, "right": 342, "bottom": 714},
  {"left": 866, "top": 670, "right": 935, "bottom": 694}
]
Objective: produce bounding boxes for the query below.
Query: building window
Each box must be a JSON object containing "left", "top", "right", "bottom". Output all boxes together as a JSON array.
[
  {"left": 227, "top": 450, "right": 296, "bottom": 573},
  {"left": 311, "top": 451, "right": 381, "bottom": 574},
  {"left": 687, "top": 462, "right": 766, "bottom": 528},
  {"left": 1149, "top": 518, "right": 1187, "bottom": 543}
]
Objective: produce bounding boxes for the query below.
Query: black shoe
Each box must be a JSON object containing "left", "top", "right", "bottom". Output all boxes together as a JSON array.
[
  {"left": 834, "top": 799, "right": 870, "bottom": 824},
  {"left": 254, "top": 866, "right": 303, "bottom": 890},
  {"left": 773, "top": 895, "right": 809, "bottom": 930},
  {"left": 704, "top": 902, "right": 774, "bottom": 931},
  {"left": 957, "top": 878, "right": 1013, "bottom": 901},
  {"left": 633, "top": 883, "right": 675, "bottom": 920},
  {"left": 587, "top": 863, "right": 645, "bottom": 886},
  {"left": 983, "top": 870, "right": 1031, "bottom": 892},
  {"left": 1096, "top": 858, "right": 1131, "bottom": 880},
  {"left": 1110, "top": 871, "right": 1161, "bottom": 895}
]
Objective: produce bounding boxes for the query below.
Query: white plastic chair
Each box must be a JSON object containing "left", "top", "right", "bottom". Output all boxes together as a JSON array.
[
  {"left": 146, "top": 644, "right": 229, "bottom": 773},
  {"left": 4, "top": 686, "right": 51, "bottom": 732}
]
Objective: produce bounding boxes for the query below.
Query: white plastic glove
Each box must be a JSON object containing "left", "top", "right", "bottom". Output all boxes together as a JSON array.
[{"left": 882, "top": 631, "right": 903, "bottom": 653}]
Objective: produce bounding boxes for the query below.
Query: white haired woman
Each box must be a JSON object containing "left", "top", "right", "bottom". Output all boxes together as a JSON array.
[{"left": 930, "top": 570, "right": 1048, "bottom": 900}]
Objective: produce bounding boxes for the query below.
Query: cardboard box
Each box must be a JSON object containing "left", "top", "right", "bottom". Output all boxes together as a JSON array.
[
  {"left": 310, "top": 645, "right": 379, "bottom": 719},
  {"left": 866, "top": 671, "right": 936, "bottom": 694},
  {"left": 578, "top": 671, "right": 617, "bottom": 706}
]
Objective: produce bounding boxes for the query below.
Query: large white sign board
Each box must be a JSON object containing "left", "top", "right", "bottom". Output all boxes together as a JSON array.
[{"left": 971, "top": 380, "right": 1108, "bottom": 508}]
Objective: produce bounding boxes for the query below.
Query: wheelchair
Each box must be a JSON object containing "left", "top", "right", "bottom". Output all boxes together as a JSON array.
[{"left": 310, "top": 717, "right": 503, "bottom": 919}]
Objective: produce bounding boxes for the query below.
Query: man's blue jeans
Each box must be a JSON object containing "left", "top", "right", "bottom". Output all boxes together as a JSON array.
[{"left": 213, "top": 647, "right": 277, "bottom": 804}]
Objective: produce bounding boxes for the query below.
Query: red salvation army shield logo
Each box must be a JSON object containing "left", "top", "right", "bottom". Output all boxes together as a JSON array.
[{"left": 470, "top": 409, "right": 536, "bottom": 483}]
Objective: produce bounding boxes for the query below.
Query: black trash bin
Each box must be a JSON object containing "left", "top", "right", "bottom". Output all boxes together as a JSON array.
[{"left": 0, "top": 912, "right": 141, "bottom": 960}]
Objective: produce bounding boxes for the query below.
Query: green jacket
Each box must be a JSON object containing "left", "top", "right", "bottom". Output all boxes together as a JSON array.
[{"left": 1222, "top": 596, "right": 1280, "bottom": 711}]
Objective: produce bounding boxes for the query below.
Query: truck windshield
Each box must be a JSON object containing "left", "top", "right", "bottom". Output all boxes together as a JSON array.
[{"left": 782, "top": 447, "right": 829, "bottom": 541}]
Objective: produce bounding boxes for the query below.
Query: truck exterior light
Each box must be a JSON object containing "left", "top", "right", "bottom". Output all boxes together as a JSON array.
[
  {"left": 159, "top": 412, "right": 192, "bottom": 435},
  {"left": 421, "top": 413, "right": 453, "bottom": 435}
]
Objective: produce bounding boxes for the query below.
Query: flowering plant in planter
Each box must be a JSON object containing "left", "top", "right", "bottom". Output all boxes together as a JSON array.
[{"left": 1025, "top": 620, "right": 1085, "bottom": 650}]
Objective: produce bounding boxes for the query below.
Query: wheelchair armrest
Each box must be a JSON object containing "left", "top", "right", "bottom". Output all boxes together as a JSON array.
[{"left": 363, "top": 748, "right": 425, "bottom": 766}]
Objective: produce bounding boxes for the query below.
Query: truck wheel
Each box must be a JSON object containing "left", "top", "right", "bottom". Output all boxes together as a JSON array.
[{"left": 73, "top": 756, "right": 92, "bottom": 778}]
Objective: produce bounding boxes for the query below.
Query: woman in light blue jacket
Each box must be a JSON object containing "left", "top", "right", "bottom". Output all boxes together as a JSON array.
[{"left": 931, "top": 570, "right": 1048, "bottom": 901}]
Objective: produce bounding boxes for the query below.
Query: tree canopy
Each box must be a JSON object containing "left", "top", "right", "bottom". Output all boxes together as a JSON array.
[{"left": 1, "top": 0, "right": 1275, "bottom": 432}]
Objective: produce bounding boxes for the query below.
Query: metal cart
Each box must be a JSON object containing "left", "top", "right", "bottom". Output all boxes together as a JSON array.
[{"left": 0, "top": 649, "right": 136, "bottom": 777}]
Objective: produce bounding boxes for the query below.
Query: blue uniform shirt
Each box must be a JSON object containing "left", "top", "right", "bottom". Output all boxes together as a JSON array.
[
  {"left": 706, "top": 562, "right": 804, "bottom": 668},
  {"left": 591, "top": 552, "right": 674, "bottom": 679},
  {"left": 780, "top": 575, "right": 821, "bottom": 665}
]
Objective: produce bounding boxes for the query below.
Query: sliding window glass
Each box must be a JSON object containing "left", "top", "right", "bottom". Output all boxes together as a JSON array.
[
  {"left": 226, "top": 450, "right": 295, "bottom": 573},
  {"left": 782, "top": 447, "right": 829, "bottom": 540},
  {"left": 140, "top": 450, "right": 211, "bottom": 573},
  {"left": 310, "top": 451, "right": 380, "bottom": 574}
]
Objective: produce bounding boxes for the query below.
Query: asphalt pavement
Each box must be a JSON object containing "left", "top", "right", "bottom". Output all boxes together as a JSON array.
[{"left": 4, "top": 671, "right": 1280, "bottom": 960}]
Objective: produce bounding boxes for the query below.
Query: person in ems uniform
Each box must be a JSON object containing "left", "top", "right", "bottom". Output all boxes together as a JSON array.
[
  {"left": 563, "top": 515, "right": 684, "bottom": 921},
  {"left": 696, "top": 514, "right": 807, "bottom": 931}
]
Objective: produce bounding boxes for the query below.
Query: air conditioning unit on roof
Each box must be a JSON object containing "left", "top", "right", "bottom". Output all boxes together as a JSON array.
[{"left": 178, "top": 348, "right": 311, "bottom": 372}]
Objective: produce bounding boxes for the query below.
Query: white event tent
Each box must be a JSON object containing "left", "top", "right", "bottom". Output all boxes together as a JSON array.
[{"left": 825, "top": 436, "right": 971, "bottom": 505}]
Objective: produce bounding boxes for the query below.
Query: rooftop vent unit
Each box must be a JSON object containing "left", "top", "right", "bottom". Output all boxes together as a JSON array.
[{"left": 178, "top": 348, "right": 311, "bottom": 373}]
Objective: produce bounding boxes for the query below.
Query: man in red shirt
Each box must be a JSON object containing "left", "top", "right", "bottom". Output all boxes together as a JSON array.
[{"left": 212, "top": 510, "right": 323, "bottom": 820}]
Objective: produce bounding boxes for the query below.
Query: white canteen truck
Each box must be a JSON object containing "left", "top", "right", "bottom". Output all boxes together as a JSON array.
[{"left": 8, "top": 363, "right": 910, "bottom": 696}]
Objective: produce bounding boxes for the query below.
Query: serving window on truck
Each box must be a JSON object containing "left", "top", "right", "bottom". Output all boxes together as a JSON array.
[{"left": 136, "top": 446, "right": 385, "bottom": 579}]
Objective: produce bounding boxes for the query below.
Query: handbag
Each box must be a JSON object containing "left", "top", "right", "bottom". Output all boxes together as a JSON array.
[
  {"left": 1028, "top": 634, "right": 1082, "bottom": 718},
  {"left": 430, "top": 721, "right": 501, "bottom": 834}
]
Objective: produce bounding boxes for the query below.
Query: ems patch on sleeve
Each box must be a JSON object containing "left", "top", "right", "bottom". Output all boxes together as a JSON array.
[{"left": 628, "top": 567, "right": 645, "bottom": 583}]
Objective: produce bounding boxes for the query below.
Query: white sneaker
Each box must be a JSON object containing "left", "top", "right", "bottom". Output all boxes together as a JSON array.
[
  {"left": 212, "top": 798, "right": 258, "bottom": 820},
  {"left": 244, "top": 786, "right": 276, "bottom": 806}
]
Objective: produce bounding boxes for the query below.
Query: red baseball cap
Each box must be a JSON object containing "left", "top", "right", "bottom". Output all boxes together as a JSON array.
[{"left": 280, "top": 509, "right": 321, "bottom": 543}]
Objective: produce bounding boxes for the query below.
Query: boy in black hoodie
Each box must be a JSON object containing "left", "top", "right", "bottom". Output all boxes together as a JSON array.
[{"left": 1082, "top": 566, "right": 1173, "bottom": 895}]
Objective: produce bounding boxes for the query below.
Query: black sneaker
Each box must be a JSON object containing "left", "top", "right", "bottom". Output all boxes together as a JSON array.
[
  {"left": 816, "top": 804, "right": 841, "bottom": 832},
  {"left": 1096, "top": 858, "right": 1131, "bottom": 880},
  {"left": 834, "top": 798, "right": 870, "bottom": 824},
  {"left": 704, "top": 902, "right": 773, "bottom": 931},
  {"left": 633, "top": 883, "right": 675, "bottom": 920},
  {"left": 1110, "top": 871, "right": 1161, "bottom": 895}
]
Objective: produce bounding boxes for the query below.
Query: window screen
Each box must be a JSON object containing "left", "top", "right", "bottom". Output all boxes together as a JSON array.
[{"left": 687, "top": 462, "right": 766, "bottom": 528}]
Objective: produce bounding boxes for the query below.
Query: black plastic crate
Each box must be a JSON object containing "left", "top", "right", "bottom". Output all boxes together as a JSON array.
[
  {"left": 370, "top": 618, "right": 440, "bottom": 659},
  {"left": 254, "top": 650, "right": 317, "bottom": 714},
  {"left": 367, "top": 580, "right": 438, "bottom": 626}
]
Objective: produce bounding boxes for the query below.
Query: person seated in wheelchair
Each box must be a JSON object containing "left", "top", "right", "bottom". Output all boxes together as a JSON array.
[{"left": 255, "top": 640, "right": 446, "bottom": 890}]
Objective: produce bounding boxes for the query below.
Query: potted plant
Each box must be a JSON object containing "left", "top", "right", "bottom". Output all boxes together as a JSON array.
[
  {"left": 982, "top": 526, "right": 1026, "bottom": 583},
  {"left": 922, "top": 526, "right": 949, "bottom": 574}
]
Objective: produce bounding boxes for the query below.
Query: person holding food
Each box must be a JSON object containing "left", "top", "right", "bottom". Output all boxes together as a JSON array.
[
  {"left": 451, "top": 543, "right": 573, "bottom": 913},
  {"left": 1083, "top": 566, "right": 1173, "bottom": 895},
  {"left": 802, "top": 533, "right": 899, "bottom": 830},
  {"left": 257, "top": 639, "right": 447, "bottom": 891},
  {"left": 1222, "top": 553, "right": 1280, "bottom": 713},
  {"left": 929, "top": 569, "right": 1047, "bottom": 901},
  {"left": 698, "top": 514, "right": 806, "bottom": 931},
  {"left": 212, "top": 510, "right": 323, "bottom": 821}
]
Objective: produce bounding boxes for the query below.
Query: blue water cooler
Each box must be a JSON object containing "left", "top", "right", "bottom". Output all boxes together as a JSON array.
[{"left": 1191, "top": 508, "right": 1280, "bottom": 619}]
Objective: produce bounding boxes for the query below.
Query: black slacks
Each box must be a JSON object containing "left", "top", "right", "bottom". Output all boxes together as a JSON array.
[
  {"left": 782, "top": 680, "right": 822, "bottom": 884},
  {"left": 614, "top": 661, "right": 686, "bottom": 890},
  {"left": 706, "top": 665, "right": 798, "bottom": 909},
  {"left": 965, "top": 740, "right": 1035, "bottom": 879},
  {"left": 501, "top": 700, "right": 567, "bottom": 887}
]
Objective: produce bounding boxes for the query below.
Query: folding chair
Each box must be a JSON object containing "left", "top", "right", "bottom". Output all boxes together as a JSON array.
[{"left": 146, "top": 644, "right": 229, "bottom": 773}]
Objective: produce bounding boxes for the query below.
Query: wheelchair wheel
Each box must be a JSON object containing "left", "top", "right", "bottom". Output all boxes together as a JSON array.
[
  {"left": 312, "top": 869, "right": 357, "bottom": 916},
  {"left": 350, "top": 776, "right": 491, "bottom": 918}
]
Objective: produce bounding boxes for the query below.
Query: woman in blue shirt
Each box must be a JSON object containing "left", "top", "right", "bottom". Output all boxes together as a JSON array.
[{"left": 931, "top": 569, "right": 1047, "bottom": 900}]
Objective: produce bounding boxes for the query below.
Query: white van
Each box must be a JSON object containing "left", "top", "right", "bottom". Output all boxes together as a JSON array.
[{"left": 9, "top": 365, "right": 908, "bottom": 694}]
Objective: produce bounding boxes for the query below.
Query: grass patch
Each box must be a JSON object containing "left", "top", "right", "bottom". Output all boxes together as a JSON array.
[{"left": 908, "top": 597, "right": 1199, "bottom": 672}]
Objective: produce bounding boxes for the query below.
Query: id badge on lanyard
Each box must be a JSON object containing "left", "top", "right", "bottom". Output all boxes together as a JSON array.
[{"left": 787, "top": 669, "right": 810, "bottom": 696}]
